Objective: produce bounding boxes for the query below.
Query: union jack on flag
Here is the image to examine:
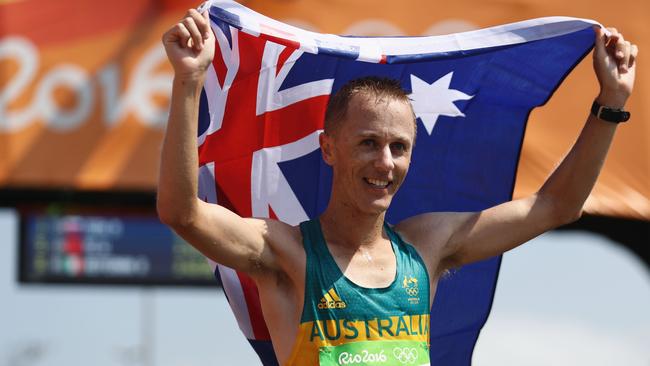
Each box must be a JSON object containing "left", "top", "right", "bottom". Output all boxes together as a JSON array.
[{"left": 195, "top": 1, "right": 597, "bottom": 364}]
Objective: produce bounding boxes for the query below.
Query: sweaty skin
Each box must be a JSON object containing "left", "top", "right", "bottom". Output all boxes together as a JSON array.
[{"left": 157, "top": 10, "right": 638, "bottom": 365}]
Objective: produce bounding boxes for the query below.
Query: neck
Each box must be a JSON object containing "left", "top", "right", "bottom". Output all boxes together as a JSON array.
[{"left": 319, "top": 199, "right": 386, "bottom": 250}]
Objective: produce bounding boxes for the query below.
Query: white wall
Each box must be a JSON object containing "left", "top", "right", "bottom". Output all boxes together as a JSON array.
[{"left": 475, "top": 230, "right": 650, "bottom": 365}]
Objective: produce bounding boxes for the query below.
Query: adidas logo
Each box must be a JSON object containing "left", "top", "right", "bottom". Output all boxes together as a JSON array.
[{"left": 318, "top": 288, "right": 347, "bottom": 309}]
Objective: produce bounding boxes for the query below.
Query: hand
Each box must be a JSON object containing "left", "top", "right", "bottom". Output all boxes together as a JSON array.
[
  {"left": 162, "top": 9, "right": 215, "bottom": 81},
  {"left": 593, "top": 26, "right": 638, "bottom": 108}
]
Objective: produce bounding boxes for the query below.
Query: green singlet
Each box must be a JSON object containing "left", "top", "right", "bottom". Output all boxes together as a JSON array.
[{"left": 285, "top": 219, "right": 431, "bottom": 366}]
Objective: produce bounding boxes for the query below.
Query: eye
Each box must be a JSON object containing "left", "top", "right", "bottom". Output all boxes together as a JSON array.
[
  {"left": 360, "top": 139, "right": 376, "bottom": 148},
  {"left": 390, "top": 142, "right": 407, "bottom": 153}
]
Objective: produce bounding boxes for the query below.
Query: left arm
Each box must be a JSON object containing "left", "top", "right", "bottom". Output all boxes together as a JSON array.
[{"left": 398, "top": 27, "right": 638, "bottom": 270}]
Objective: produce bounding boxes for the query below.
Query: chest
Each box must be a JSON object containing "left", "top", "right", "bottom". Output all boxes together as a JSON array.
[
  {"left": 314, "top": 253, "right": 429, "bottom": 320},
  {"left": 331, "top": 248, "right": 397, "bottom": 288}
]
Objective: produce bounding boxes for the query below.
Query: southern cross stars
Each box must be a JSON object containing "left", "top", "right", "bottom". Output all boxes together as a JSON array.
[{"left": 409, "top": 72, "right": 474, "bottom": 135}]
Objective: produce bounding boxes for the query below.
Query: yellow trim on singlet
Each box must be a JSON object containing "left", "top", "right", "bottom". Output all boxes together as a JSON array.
[{"left": 285, "top": 314, "right": 430, "bottom": 365}]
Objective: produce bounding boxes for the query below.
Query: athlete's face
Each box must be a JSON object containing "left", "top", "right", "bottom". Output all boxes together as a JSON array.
[{"left": 320, "top": 93, "right": 415, "bottom": 215}]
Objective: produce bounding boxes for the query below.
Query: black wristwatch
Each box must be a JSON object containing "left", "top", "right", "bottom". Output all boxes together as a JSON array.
[{"left": 591, "top": 100, "right": 630, "bottom": 123}]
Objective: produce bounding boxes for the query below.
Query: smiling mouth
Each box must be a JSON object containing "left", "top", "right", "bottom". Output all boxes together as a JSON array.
[{"left": 364, "top": 178, "right": 392, "bottom": 189}]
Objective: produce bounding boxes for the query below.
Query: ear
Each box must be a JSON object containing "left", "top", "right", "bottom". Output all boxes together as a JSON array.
[{"left": 319, "top": 132, "right": 335, "bottom": 166}]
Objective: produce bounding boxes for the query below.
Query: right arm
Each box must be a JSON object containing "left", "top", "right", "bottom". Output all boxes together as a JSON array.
[
  {"left": 157, "top": 9, "right": 294, "bottom": 277},
  {"left": 398, "top": 27, "right": 637, "bottom": 272}
]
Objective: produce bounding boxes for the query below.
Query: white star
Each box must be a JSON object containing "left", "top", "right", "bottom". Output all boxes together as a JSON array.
[{"left": 409, "top": 72, "right": 474, "bottom": 135}]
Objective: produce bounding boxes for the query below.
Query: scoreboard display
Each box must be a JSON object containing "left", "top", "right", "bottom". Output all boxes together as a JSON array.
[{"left": 19, "top": 213, "right": 218, "bottom": 286}]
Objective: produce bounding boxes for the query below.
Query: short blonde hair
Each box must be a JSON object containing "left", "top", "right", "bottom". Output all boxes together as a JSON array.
[{"left": 324, "top": 76, "right": 416, "bottom": 137}]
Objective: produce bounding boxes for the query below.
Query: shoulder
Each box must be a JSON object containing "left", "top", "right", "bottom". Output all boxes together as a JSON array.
[{"left": 392, "top": 212, "right": 474, "bottom": 270}]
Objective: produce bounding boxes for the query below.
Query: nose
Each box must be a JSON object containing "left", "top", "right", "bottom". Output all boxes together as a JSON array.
[{"left": 374, "top": 145, "right": 395, "bottom": 172}]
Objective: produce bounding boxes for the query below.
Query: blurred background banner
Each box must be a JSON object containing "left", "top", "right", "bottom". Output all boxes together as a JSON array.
[
  {"left": 0, "top": 0, "right": 196, "bottom": 190},
  {"left": 1, "top": 0, "right": 648, "bottom": 219}
]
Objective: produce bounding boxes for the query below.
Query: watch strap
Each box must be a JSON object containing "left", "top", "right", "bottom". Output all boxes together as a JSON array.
[{"left": 591, "top": 100, "right": 630, "bottom": 123}]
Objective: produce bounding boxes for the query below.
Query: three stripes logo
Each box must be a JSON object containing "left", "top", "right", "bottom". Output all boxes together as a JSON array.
[{"left": 318, "top": 288, "right": 347, "bottom": 310}]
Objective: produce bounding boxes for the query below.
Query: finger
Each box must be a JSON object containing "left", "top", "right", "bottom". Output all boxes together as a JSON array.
[
  {"left": 188, "top": 8, "right": 211, "bottom": 40},
  {"left": 166, "top": 23, "right": 192, "bottom": 48},
  {"left": 614, "top": 34, "right": 627, "bottom": 61},
  {"left": 606, "top": 27, "right": 618, "bottom": 39},
  {"left": 201, "top": 10, "right": 212, "bottom": 39},
  {"left": 620, "top": 41, "right": 631, "bottom": 72},
  {"left": 605, "top": 28, "right": 619, "bottom": 57},
  {"left": 629, "top": 44, "right": 639, "bottom": 68},
  {"left": 182, "top": 16, "right": 204, "bottom": 50},
  {"left": 604, "top": 27, "right": 620, "bottom": 52},
  {"left": 594, "top": 26, "right": 607, "bottom": 56}
]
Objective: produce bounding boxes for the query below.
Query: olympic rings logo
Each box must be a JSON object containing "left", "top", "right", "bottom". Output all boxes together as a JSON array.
[
  {"left": 393, "top": 347, "right": 418, "bottom": 364},
  {"left": 402, "top": 276, "right": 419, "bottom": 300},
  {"left": 405, "top": 287, "right": 419, "bottom": 296}
]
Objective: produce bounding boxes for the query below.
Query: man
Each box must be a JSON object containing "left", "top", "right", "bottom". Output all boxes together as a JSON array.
[{"left": 157, "top": 9, "right": 638, "bottom": 365}]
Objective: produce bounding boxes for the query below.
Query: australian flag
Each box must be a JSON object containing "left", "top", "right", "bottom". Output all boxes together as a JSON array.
[{"left": 195, "top": 1, "right": 597, "bottom": 364}]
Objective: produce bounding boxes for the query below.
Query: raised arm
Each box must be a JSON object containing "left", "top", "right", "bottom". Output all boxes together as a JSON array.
[
  {"left": 399, "top": 27, "right": 638, "bottom": 270},
  {"left": 157, "top": 10, "right": 295, "bottom": 277}
]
